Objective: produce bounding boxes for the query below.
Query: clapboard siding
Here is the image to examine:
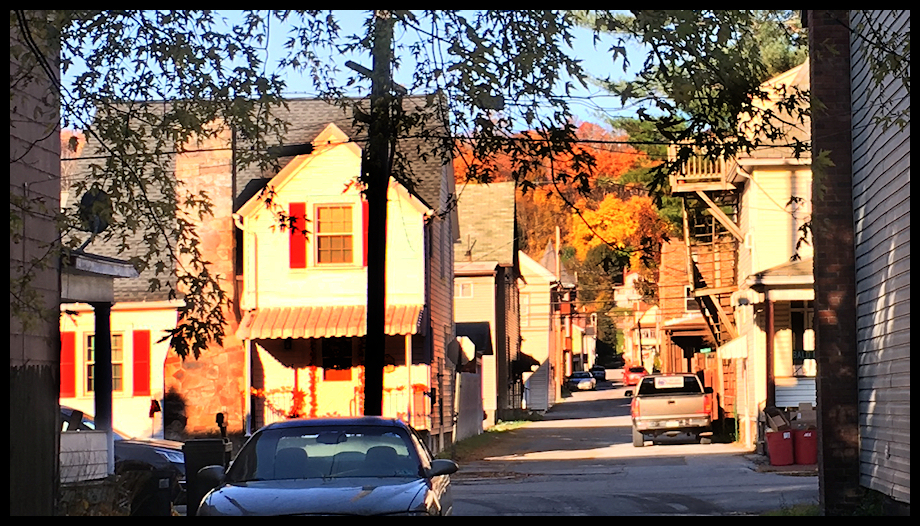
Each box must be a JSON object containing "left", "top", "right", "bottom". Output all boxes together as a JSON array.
[{"left": 849, "top": 9, "right": 911, "bottom": 505}]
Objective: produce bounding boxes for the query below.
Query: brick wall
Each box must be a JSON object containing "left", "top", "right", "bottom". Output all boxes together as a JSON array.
[{"left": 807, "top": 9, "right": 865, "bottom": 515}]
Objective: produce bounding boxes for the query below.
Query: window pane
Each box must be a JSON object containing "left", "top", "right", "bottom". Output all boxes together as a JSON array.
[
  {"left": 85, "top": 333, "right": 124, "bottom": 393},
  {"left": 317, "top": 206, "right": 353, "bottom": 264}
]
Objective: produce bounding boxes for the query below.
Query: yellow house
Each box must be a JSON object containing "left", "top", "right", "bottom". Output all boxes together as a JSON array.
[
  {"left": 60, "top": 98, "right": 460, "bottom": 451},
  {"left": 518, "top": 251, "right": 562, "bottom": 412},
  {"left": 669, "top": 61, "right": 814, "bottom": 449},
  {"left": 234, "top": 119, "right": 459, "bottom": 448},
  {"left": 60, "top": 301, "right": 182, "bottom": 439}
]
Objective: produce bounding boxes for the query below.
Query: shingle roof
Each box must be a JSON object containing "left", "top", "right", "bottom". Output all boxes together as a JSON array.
[
  {"left": 68, "top": 96, "right": 451, "bottom": 302},
  {"left": 237, "top": 96, "right": 450, "bottom": 210},
  {"left": 454, "top": 182, "right": 517, "bottom": 268}
]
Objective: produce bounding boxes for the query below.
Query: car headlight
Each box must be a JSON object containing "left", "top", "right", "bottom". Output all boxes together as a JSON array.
[{"left": 155, "top": 448, "right": 185, "bottom": 465}]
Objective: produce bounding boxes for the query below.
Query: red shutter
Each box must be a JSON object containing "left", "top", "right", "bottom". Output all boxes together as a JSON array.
[
  {"left": 132, "top": 330, "right": 151, "bottom": 396},
  {"left": 60, "top": 331, "right": 76, "bottom": 398},
  {"left": 290, "top": 202, "right": 307, "bottom": 268},
  {"left": 362, "top": 199, "right": 369, "bottom": 267}
]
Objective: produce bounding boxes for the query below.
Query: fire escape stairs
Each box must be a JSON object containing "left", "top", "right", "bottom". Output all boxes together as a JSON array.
[{"left": 683, "top": 191, "right": 742, "bottom": 348}]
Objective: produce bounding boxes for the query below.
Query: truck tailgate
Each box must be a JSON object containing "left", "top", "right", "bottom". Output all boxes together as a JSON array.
[{"left": 637, "top": 394, "right": 707, "bottom": 419}]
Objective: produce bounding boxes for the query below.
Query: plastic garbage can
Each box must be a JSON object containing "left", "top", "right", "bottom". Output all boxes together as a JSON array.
[
  {"left": 183, "top": 438, "right": 232, "bottom": 516},
  {"left": 765, "top": 430, "right": 794, "bottom": 466},
  {"left": 130, "top": 469, "right": 174, "bottom": 516},
  {"left": 793, "top": 428, "right": 818, "bottom": 465}
]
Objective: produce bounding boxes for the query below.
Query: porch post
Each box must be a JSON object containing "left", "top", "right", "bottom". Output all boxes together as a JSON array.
[
  {"left": 405, "top": 333, "right": 413, "bottom": 426},
  {"left": 90, "top": 301, "right": 115, "bottom": 474},
  {"left": 765, "top": 299, "right": 775, "bottom": 408},
  {"left": 244, "top": 338, "right": 252, "bottom": 435}
]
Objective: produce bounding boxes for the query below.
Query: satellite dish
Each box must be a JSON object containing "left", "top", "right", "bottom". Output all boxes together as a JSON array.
[{"left": 77, "top": 187, "right": 112, "bottom": 235}]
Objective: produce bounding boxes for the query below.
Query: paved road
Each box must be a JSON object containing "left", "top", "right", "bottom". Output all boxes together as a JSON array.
[{"left": 450, "top": 373, "right": 818, "bottom": 515}]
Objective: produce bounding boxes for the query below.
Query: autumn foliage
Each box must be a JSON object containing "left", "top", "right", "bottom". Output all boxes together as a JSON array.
[
  {"left": 453, "top": 121, "right": 666, "bottom": 264},
  {"left": 569, "top": 194, "right": 670, "bottom": 270}
]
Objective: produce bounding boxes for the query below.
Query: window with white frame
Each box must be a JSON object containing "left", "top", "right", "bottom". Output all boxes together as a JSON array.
[
  {"left": 790, "top": 300, "right": 816, "bottom": 377},
  {"left": 684, "top": 285, "right": 699, "bottom": 312},
  {"left": 315, "top": 205, "right": 354, "bottom": 264},
  {"left": 520, "top": 293, "right": 530, "bottom": 327},
  {"left": 455, "top": 282, "right": 473, "bottom": 298},
  {"left": 85, "top": 333, "right": 124, "bottom": 393}
]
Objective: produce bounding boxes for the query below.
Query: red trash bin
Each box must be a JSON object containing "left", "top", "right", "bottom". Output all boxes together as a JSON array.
[
  {"left": 793, "top": 428, "right": 818, "bottom": 465},
  {"left": 766, "top": 430, "right": 794, "bottom": 466}
]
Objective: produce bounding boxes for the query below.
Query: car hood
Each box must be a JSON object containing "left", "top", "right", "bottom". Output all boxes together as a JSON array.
[
  {"left": 119, "top": 437, "right": 184, "bottom": 450},
  {"left": 199, "top": 477, "right": 429, "bottom": 516}
]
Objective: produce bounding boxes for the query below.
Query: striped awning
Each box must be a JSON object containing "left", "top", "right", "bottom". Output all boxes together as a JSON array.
[{"left": 236, "top": 304, "right": 424, "bottom": 340}]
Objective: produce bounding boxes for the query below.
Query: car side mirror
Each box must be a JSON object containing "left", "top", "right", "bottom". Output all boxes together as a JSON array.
[
  {"left": 704, "top": 387, "right": 713, "bottom": 394},
  {"left": 426, "top": 459, "right": 459, "bottom": 478},
  {"left": 197, "top": 465, "right": 226, "bottom": 491},
  {"left": 624, "top": 390, "right": 634, "bottom": 397}
]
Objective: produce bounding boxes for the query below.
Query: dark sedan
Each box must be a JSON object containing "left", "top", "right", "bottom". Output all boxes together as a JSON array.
[
  {"left": 589, "top": 365, "right": 607, "bottom": 382},
  {"left": 197, "top": 416, "right": 458, "bottom": 516},
  {"left": 60, "top": 405, "right": 186, "bottom": 501}
]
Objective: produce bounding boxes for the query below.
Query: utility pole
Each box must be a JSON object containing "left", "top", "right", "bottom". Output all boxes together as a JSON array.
[{"left": 362, "top": 11, "right": 395, "bottom": 416}]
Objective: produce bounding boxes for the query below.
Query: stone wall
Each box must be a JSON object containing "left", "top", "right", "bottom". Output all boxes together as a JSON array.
[{"left": 163, "top": 126, "right": 247, "bottom": 436}]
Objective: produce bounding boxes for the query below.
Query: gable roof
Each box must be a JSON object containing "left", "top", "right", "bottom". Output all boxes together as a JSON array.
[
  {"left": 236, "top": 97, "right": 450, "bottom": 211},
  {"left": 540, "top": 240, "right": 576, "bottom": 287},
  {"left": 454, "top": 182, "right": 517, "bottom": 268},
  {"left": 519, "top": 250, "right": 556, "bottom": 283},
  {"left": 742, "top": 59, "right": 812, "bottom": 160},
  {"left": 68, "top": 96, "right": 452, "bottom": 303}
]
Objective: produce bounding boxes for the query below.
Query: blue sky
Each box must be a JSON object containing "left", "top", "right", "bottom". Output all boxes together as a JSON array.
[
  {"left": 251, "top": 11, "right": 646, "bottom": 127},
  {"left": 59, "top": 11, "right": 648, "bottom": 131}
]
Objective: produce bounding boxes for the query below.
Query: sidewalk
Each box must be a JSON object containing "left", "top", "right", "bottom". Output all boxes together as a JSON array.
[{"left": 744, "top": 453, "right": 818, "bottom": 476}]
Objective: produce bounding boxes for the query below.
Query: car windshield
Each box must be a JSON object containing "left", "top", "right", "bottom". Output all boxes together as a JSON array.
[
  {"left": 226, "top": 425, "right": 423, "bottom": 482},
  {"left": 628, "top": 367, "right": 646, "bottom": 373},
  {"left": 636, "top": 376, "right": 703, "bottom": 396},
  {"left": 571, "top": 372, "right": 591, "bottom": 378}
]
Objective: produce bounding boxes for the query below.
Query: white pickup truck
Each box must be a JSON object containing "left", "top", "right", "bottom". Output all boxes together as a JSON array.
[{"left": 625, "top": 373, "right": 713, "bottom": 447}]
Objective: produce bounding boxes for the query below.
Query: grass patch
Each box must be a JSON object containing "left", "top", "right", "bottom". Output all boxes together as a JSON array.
[
  {"left": 761, "top": 503, "right": 821, "bottom": 516},
  {"left": 437, "top": 420, "right": 530, "bottom": 463}
]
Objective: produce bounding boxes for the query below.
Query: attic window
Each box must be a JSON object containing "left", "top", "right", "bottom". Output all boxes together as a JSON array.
[{"left": 316, "top": 205, "right": 354, "bottom": 264}]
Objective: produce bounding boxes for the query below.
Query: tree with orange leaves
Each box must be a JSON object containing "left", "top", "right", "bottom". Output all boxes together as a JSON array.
[
  {"left": 568, "top": 193, "right": 670, "bottom": 270},
  {"left": 453, "top": 121, "right": 655, "bottom": 259}
]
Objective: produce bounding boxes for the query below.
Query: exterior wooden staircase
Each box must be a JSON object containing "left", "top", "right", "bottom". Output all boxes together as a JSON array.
[{"left": 669, "top": 144, "right": 742, "bottom": 348}]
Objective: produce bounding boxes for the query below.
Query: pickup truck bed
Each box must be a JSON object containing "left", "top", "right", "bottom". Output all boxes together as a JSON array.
[{"left": 627, "top": 374, "right": 712, "bottom": 447}]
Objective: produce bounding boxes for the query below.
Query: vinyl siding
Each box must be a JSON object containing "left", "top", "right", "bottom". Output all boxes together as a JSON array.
[
  {"left": 850, "top": 9, "right": 911, "bottom": 505},
  {"left": 741, "top": 167, "right": 813, "bottom": 281}
]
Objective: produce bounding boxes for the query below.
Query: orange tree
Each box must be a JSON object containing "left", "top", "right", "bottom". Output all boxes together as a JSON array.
[
  {"left": 568, "top": 193, "right": 670, "bottom": 270},
  {"left": 453, "top": 121, "right": 654, "bottom": 259}
]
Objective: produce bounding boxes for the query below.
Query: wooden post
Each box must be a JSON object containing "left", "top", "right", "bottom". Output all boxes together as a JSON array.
[{"left": 363, "top": 11, "right": 395, "bottom": 416}]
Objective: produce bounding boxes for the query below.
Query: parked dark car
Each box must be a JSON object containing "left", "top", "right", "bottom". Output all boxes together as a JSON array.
[
  {"left": 589, "top": 365, "right": 607, "bottom": 382},
  {"left": 196, "top": 416, "right": 458, "bottom": 516},
  {"left": 60, "top": 405, "right": 186, "bottom": 501}
]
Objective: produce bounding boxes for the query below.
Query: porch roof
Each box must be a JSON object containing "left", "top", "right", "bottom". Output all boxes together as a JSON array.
[{"left": 237, "top": 304, "right": 424, "bottom": 340}]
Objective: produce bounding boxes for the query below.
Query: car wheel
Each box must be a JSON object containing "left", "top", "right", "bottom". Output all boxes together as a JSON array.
[{"left": 632, "top": 426, "right": 645, "bottom": 448}]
